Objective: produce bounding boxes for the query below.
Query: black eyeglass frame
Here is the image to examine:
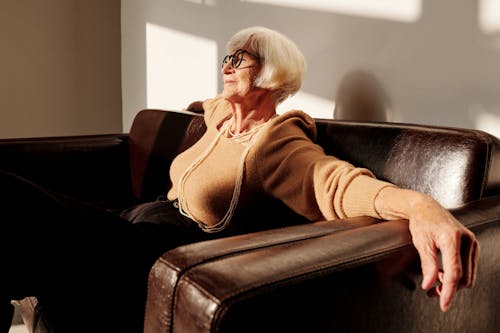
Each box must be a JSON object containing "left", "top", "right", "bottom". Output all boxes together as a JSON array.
[{"left": 221, "top": 49, "right": 261, "bottom": 69}]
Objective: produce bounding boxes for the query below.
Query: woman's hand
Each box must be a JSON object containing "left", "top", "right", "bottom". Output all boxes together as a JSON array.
[{"left": 375, "top": 187, "right": 479, "bottom": 312}]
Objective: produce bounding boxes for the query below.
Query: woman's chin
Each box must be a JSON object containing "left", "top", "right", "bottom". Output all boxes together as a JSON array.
[
  {"left": 221, "top": 89, "right": 234, "bottom": 98},
  {"left": 221, "top": 90, "right": 245, "bottom": 102}
]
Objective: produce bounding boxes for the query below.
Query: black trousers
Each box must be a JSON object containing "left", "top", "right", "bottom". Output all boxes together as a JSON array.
[{"left": 0, "top": 170, "right": 217, "bottom": 333}]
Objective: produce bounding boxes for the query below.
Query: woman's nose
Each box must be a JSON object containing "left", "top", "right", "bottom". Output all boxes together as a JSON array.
[{"left": 221, "top": 61, "right": 234, "bottom": 74}]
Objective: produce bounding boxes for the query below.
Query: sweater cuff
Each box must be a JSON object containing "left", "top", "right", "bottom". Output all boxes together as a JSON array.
[{"left": 341, "top": 175, "right": 396, "bottom": 219}]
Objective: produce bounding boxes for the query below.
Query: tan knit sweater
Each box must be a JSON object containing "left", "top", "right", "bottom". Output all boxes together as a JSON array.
[{"left": 167, "top": 96, "right": 394, "bottom": 228}]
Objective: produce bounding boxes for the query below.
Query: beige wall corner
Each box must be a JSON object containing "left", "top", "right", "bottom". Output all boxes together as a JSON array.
[{"left": 0, "top": 0, "right": 122, "bottom": 139}]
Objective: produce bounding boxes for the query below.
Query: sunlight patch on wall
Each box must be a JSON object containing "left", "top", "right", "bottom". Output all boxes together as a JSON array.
[
  {"left": 277, "top": 91, "right": 335, "bottom": 119},
  {"left": 471, "top": 104, "right": 500, "bottom": 138},
  {"left": 183, "top": 0, "right": 217, "bottom": 6},
  {"left": 146, "top": 23, "right": 217, "bottom": 111},
  {"left": 241, "top": 0, "right": 421, "bottom": 22},
  {"left": 479, "top": 0, "right": 500, "bottom": 34}
]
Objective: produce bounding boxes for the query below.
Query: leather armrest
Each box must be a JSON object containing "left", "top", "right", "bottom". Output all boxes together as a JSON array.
[
  {"left": 144, "top": 216, "right": 378, "bottom": 332},
  {"left": 145, "top": 196, "right": 500, "bottom": 333},
  {"left": 0, "top": 134, "right": 135, "bottom": 209}
]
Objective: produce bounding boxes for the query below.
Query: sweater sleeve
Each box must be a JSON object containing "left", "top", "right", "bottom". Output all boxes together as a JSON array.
[{"left": 253, "top": 111, "right": 395, "bottom": 221}]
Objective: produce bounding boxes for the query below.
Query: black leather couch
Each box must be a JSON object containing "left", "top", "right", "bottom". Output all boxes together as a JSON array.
[{"left": 5, "top": 109, "right": 499, "bottom": 333}]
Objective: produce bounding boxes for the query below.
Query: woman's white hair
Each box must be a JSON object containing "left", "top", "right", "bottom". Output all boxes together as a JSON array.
[{"left": 226, "top": 26, "right": 307, "bottom": 104}]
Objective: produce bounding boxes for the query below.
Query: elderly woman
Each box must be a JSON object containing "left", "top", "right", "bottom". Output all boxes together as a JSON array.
[
  {"left": 179, "top": 26, "right": 478, "bottom": 311},
  {"left": 1, "top": 26, "right": 478, "bottom": 332}
]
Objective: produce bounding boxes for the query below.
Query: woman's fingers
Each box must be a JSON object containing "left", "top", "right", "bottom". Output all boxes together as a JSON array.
[
  {"left": 435, "top": 228, "right": 463, "bottom": 312},
  {"left": 414, "top": 234, "right": 461, "bottom": 312},
  {"left": 418, "top": 229, "right": 479, "bottom": 312},
  {"left": 411, "top": 216, "right": 478, "bottom": 312},
  {"left": 459, "top": 233, "right": 480, "bottom": 289},
  {"left": 414, "top": 237, "right": 439, "bottom": 291}
]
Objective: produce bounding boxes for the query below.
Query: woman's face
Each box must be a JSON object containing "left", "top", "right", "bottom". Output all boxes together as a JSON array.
[{"left": 221, "top": 49, "right": 262, "bottom": 100}]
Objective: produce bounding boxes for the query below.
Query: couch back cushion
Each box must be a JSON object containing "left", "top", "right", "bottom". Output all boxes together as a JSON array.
[
  {"left": 316, "top": 119, "right": 500, "bottom": 208},
  {"left": 128, "top": 109, "right": 206, "bottom": 201},
  {"left": 129, "top": 109, "right": 499, "bottom": 208}
]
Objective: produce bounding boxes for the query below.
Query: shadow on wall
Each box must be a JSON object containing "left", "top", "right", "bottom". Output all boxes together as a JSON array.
[
  {"left": 333, "top": 69, "right": 392, "bottom": 122},
  {"left": 122, "top": 0, "right": 500, "bottom": 133}
]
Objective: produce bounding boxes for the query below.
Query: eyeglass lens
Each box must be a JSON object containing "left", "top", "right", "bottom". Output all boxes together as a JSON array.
[{"left": 222, "top": 50, "right": 246, "bottom": 69}]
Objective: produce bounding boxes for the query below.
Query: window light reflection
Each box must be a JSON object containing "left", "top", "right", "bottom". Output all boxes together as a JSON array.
[
  {"left": 241, "top": 0, "right": 421, "bottom": 22},
  {"left": 146, "top": 23, "right": 218, "bottom": 111},
  {"left": 479, "top": 0, "right": 500, "bottom": 34}
]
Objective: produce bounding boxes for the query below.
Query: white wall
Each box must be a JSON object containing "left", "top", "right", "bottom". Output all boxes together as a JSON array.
[{"left": 121, "top": 0, "right": 500, "bottom": 137}]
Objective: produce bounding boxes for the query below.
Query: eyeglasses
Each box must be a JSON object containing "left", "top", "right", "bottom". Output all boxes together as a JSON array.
[{"left": 221, "top": 49, "right": 260, "bottom": 69}]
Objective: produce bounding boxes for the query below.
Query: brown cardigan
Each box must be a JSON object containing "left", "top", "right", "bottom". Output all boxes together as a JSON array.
[{"left": 167, "top": 96, "right": 394, "bottom": 228}]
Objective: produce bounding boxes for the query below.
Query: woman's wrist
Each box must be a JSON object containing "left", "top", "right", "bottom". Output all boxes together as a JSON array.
[{"left": 375, "top": 186, "right": 433, "bottom": 221}]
